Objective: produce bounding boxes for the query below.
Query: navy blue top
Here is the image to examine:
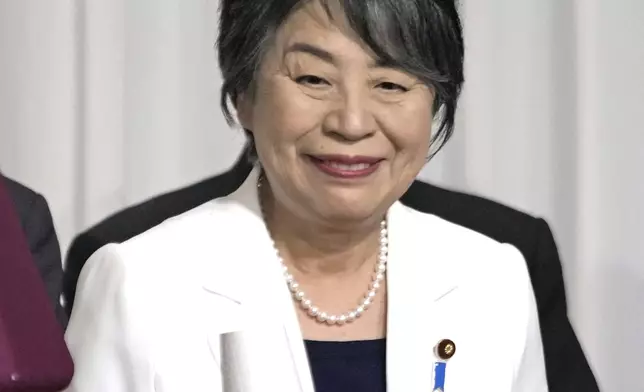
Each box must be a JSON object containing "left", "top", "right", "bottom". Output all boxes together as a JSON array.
[{"left": 304, "top": 339, "right": 386, "bottom": 392}]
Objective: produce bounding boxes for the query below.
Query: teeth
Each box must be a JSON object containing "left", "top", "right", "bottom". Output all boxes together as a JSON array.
[{"left": 327, "top": 162, "right": 372, "bottom": 171}]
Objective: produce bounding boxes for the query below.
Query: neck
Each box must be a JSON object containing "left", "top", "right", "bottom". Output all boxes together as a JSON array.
[{"left": 260, "top": 182, "right": 384, "bottom": 276}]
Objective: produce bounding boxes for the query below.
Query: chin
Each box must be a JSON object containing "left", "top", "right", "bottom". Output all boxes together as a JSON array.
[
  {"left": 303, "top": 186, "right": 391, "bottom": 225},
  {"left": 314, "top": 200, "right": 384, "bottom": 226}
]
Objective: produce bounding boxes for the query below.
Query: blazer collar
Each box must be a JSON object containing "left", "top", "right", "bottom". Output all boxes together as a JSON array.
[
  {"left": 200, "top": 169, "right": 458, "bottom": 302},
  {"left": 201, "top": 167, "right": 461, "bottom": 391}
]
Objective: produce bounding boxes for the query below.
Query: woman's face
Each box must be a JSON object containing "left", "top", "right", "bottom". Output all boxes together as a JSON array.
[{"left": 238, "top": 1, "right": 435, "bottom": 226}]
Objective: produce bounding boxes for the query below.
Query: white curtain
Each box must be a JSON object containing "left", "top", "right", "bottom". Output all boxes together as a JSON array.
[{"left": 1, "top": 0, "right": 642, "bottom": 390}]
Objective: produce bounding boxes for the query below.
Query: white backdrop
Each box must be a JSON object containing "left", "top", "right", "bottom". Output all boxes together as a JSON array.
[{"left": 1, "top": 0, "right": 643, "bottom": 390}]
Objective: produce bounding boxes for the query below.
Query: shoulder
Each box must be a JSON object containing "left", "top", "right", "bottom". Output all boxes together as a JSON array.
[
  {"left": 403, "top": 180, "right": 542, "bottom": 248},
  {"left": 84, "top": 196, "right": 255, "bottom": 286},
  {"left": 70, "top": 195, "right": 256, "bottom": 347},
  {"left": 65, "top": 168, "right": 248, "bottom": 282},
  {"left": 400, "top": 201, "right": 521, "bottom": 254},
  {"left": 64, "top": 166, "right": 253, "bottom": 313},
  {"left": 406, "top": 180, "right": 537, "bottom": 222},
  {"left": 400, "top": 202, "right": 534, "bottom": 301},
  {"left": 82, "top": 176, "right": 224, "bottom": 246},
  {"left": 70, "top": 202, "right": 222, "bottom": 339},
  {"left": 401, "top": 205, "right": 539, "bottom": 347},
  {"left": 77, "top": 158, "right": 252, "bottom": 247}
]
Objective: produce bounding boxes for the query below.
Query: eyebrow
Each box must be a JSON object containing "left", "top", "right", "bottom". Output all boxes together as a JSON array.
[
  {"left": 285, "top": 42, "right": 336, "bottom": 64},
  {"left": 284, "top": 42, "right": 390, "bottom": 68}
]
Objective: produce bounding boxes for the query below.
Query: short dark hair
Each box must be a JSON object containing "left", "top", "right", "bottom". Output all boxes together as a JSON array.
[{"left": 217, "top": 0, "right": 464, "bottom": 160}]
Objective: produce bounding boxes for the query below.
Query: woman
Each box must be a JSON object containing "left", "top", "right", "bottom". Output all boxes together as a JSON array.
[{"left": 65, "top": 0, "right": 548, "bottom": 391}]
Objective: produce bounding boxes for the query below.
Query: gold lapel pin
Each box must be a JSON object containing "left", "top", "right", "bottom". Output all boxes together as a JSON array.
[{"left": 435, "top": 338, "right": 456, "bottom": 361}]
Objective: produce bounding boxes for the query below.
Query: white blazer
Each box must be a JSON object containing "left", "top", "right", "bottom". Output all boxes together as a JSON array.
[{"left": 64, "top": 168, "right": 548, "bottom": 392}]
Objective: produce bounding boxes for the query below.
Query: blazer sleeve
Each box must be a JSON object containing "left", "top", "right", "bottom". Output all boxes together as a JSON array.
[
  {"left": 505, "top": 245, "right": 549, "bottom": 392},
  {"left": 64, "top": 244, "right": 154, "bottom": 392},
  {"left": 529, "top": 219, "right": 599, "bottom": 391}
]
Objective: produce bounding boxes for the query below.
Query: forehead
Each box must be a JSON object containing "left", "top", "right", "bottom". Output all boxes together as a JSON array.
[{"left": 273, "top": 1, "right": 377, "bottom": 62}]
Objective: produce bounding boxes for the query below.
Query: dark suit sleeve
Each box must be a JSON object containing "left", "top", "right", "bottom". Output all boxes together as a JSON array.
[
  {"left": 530, "top": 219, "right": 599, "bottom": 392},
  {"left": 23, "top": 193, "right": 68, "bottom": 329}
]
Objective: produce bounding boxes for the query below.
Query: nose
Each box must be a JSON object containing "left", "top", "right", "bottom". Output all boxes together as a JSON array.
[{"left": 323, "top": 90, "right": 376, "bottom": 141}]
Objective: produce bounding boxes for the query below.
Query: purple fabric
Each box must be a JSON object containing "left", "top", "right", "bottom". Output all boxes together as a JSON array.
[{"left": 0, "top": 177, "right": 73, "bottom": 392}]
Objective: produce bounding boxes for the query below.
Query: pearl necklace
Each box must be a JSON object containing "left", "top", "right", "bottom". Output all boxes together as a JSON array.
[{"left": 257, "top": 174, "right": 388, "bottom": 325}]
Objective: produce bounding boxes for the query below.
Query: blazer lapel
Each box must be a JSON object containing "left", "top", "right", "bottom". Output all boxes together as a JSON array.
[
  {"left": 386, "top": 202, "right": 460, "bottom": 391},
  {"left": 199, "top": 170, "right": 467, "bottom": 391},
  {"left": 201, "top": 167, "right": 315, "bottom": 392}
]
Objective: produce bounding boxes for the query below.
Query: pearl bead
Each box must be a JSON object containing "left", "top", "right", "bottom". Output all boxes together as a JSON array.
[
  {"left": 295, "top": 291, "right": 305, "bottom": 300},
  {"left": 302, "top": 299, "right": 312, "bottom": 309},
  {"left": 338, "top": 314, "right": 347, "bottom": 324},
  {"left": 363, "top": 297, "right": 372, "bottom": 307},
  {"left": 348, "top": 312, "right": 357, "bottom": 321},
  {"left": 356, "top": 305, "right": 365, "bottom": 314},
  {"left": 317, "top": 312, "right": 328, "bottom": 322},
  {"left": 371, "top": 281, "right": 381, "bottom": 290},
  {"left": 326, "top": 315, "right": 337, "bottom": 325},
  {"left": 367, "top": 290, "right": 376, "bottom": 298},
  {"left": 309, "top": 307, "right": 319, "bottom": 316}
]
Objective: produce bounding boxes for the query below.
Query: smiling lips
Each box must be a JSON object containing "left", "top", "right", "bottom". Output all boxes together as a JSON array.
[{"left": 308, "top": 154, "right": 383, "bottom": 178}]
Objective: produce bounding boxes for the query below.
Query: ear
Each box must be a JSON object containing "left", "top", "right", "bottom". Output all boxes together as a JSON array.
[{"left": 235, "top": 93, "right": 253, "bottom": 132}]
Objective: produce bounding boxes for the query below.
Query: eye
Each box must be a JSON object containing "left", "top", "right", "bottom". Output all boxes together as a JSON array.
[
  {"left": 295, "top": 75, "right": 330, "bottom": 87},
  {"left": 377, "top": 81, "right": 409, "bottom": 92}
]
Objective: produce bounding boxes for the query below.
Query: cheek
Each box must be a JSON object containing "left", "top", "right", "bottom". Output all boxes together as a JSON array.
[
  {"left": 252, "top": 78, "right": 325, "bottom": 147},
  {"left": 379, "top": 101, "right": 434, "bottom": 158}
]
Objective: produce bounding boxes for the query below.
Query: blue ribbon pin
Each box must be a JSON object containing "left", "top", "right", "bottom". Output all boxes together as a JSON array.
[
  {"left": 433, "top": 339, "right": 455, "bottom": 391},
  {"left": 433, "top": 361, "right": 447, "bottom": 391}
]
